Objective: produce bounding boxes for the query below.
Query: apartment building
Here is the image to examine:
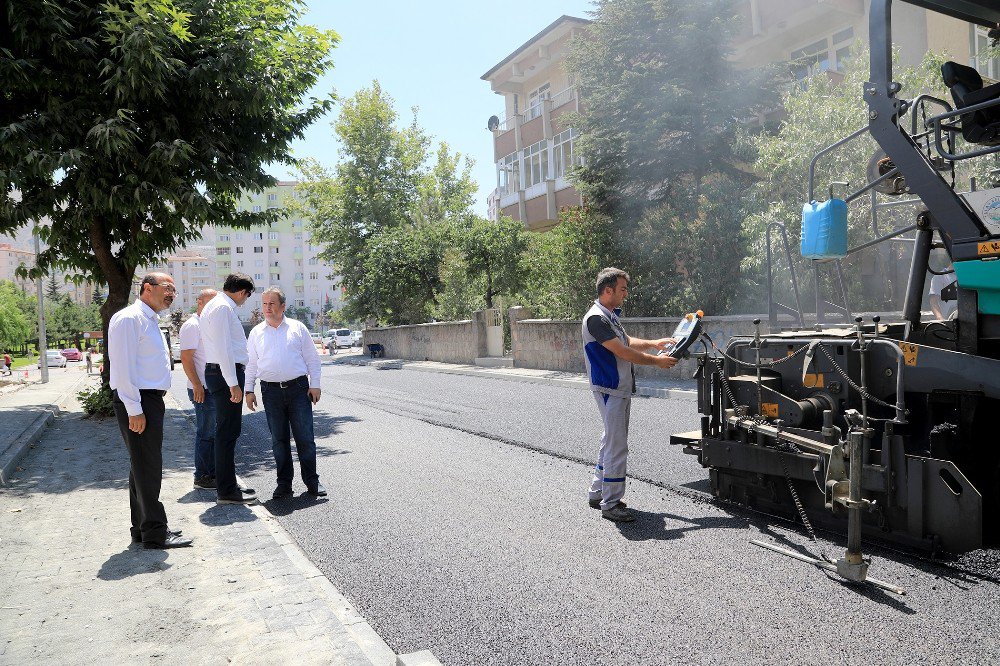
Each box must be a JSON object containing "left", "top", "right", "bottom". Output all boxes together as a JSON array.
[
  {"left": 483, "top": 3, "right": 991, "bottom": 231},
  {"left": 0, "top": 243, "right": 35, "bottom": 291},
  {"left": 212, "top": 181, "right": 343, "bottom": 325},
  {"left": 140, "top": 249, "right": 216, "bottom": 313},
  {"left": 482, "top": 15, "right": 589, "bottom": 232}
]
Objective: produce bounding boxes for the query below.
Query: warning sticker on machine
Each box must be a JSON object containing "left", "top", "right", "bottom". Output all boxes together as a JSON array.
[
  {"left": 978, "top": 241, "right": 1000, "bottom": 256},
  {"left": 900, "top": 342, "right": 918, "bottom": 366},
  {"left": 803, "top": 373, "right": 824, "bottom": 388},
  {"left": 762, "top": 403, "right": 779, "bottom": 418}
]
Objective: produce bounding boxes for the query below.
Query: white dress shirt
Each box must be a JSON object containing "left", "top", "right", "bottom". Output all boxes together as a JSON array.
[
  {"left": 200, "top": 292, "right": 249, "bottom": 387},
  {"left": 108, "top": 300, "right": 171, "bottom": 416},
  {"left": 178, "top": 314, "right": 207, "bottom": 390},
  {"left": 244, "top": 316, "right": 322, "bottom": 393}
]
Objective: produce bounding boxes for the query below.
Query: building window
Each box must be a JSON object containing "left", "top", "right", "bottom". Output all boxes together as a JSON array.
[
  {"left": 252, "top": 205, "right": 262, "bottom": 213},
  {"left": 308, "top": 257, "right": 318, "bottom": 265},
  {"left": 525, "top": 82, "right": 550, "bottom": 120},
  {"left": 235, "top": 247, "right": 244, "bottom": 254},
  {"left": 255, "top": 260, "right": 263, "bottom": 267},
  {"left": 293, "top": 220, "right": 303, "bottom": 228},
  {"left": 274, "top": 247, "right": 279, "bottom": 254},
  {"left": 234, "top": 233, "right": 244, "bottom": 240},
  {"left": 497, "top": 151, "right": 520, "bottom": 196},
  {"left": 253, "top": 232, "right": 263, "bottom": 240},
  {"left": 295, "top": 272, "right": 303, "bottom": 280},
  {"left": 218, "top": 247, "right": 230, "bottom": 255},
  {"left": 294, "top": 233, "right": 303, "bottom": 240},
  {"left": 236, "top": 260, "right": 244, "bottom": 267},
  {"left": 218, "top": 234, "right": 230, "bottom": 242},
  {"left": 523, "top": 140, "right": 549, "bottom": 188},
  {"left": 268, "top": 231, "right": 278, "bottom": 240},
  {"left": 254, "top": 273, "right": 263, "bottom": 280},
  {"left": 274, "top": 274, "right": 280, "bottom": 280},
  {"left": 973, "top": 26, "right": 1000, "bottom": 80},
  {"left": 309, "top": 272, "right": 318, "bottom": 280},
  {"left": 271, "top": 261, "right": 279, "bottom": 267},
  {"left": 253, "top": 246, "right": 263, "bottom": 253},
  {"left": 553, "top": 128, "right": 581, "bottom": 179},
  {"left": 789, "top": 27, "right": 854, "bottom": 79},
  {"left": 268, "top": 193, "right": 278, "bottom": 201}
]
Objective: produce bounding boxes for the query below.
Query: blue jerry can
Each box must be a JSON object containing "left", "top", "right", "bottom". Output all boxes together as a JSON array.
[{"left": 801, "top": 199, "right": 848, "bottom": 259}]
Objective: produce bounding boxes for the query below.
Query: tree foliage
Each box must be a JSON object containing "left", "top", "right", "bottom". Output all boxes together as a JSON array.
[
  {"left": 297, "top": 83, "right": 477, "bottom": 325},
  {"left": 1, "top": 0, "right": 338, "bottom": 380},
  {"left": 0, "top": 281, "right": 32, "bottom": 350},
  {"left": 563, "top": 0, "right": 777, "bottom": 316}
]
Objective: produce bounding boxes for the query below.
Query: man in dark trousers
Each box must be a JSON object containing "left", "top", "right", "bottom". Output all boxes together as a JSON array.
[
  {"left": 200, "top": 273, "right": 257, "bottom": 504},
  {"left": 244, "top": 287, "right": 326, "bottom": 499},
  {"left": 108, "top": 272, "right": 192, "bottom": 548}
]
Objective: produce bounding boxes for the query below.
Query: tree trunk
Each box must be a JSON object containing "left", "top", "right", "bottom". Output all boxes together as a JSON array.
[{"left": 90, "top": 217, "right": 135, "bottom": 386}]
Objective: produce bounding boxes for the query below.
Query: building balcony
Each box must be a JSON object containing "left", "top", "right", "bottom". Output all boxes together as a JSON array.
[
  {"left": 269, "top": 266, "right": 280, "bottom": 274},
  {"left": 294, "top": 279, "right": 304, "bottom": 287},
  {"left": 268, "top": 239, "right": 280, "bottom": 248}
]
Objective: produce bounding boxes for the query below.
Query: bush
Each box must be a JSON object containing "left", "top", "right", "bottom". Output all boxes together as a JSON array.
[{"left": 78, "top": 382, "right": 115, "bottom": 417}]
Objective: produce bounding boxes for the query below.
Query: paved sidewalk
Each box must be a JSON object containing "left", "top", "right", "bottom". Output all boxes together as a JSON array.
[
  {"left": 0, "top": 376, "right": 402, "bottom": 665},
  {"left": 331, "top": 355, "right": 698, "bottom": 400}
]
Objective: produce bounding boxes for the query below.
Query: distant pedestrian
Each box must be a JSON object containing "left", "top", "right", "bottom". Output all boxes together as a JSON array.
[
  {"left": 180, "top": 288, "right": 218, "bottom": 490},
  {"left": 245, "top": 287, "right": 325, "bottom": 500},
  {"left": 583, "top": 268, "right": 678, "bottom": 522},
  {"left": 85, "top": 348, "right": 93, "bottom": 375},
  {"left": 1, "top": 352, "right": 11, "bottom": 376},
  {"left": 200, "top": 273, "right": 257, "bottom": 504},
  {"left": 108, "top": 272, "right": 192, "bottom": 549}
]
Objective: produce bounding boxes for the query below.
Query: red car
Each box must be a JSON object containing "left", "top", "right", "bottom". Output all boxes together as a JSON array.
[{"left": 60, "top": 348, "right": 82, "bottom": 361}]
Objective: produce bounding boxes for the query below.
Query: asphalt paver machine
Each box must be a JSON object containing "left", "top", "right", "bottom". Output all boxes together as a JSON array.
[{"left": 671, "top": 0, "right": 1000, "bottom": 590}]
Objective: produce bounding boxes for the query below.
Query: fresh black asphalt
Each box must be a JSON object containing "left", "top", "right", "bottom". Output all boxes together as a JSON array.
[{"left": 169, "top": 362, "right": 1000, "bottom": 665}]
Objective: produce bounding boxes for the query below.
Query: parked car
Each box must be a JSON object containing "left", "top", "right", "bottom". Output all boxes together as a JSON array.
[
  {"left": 331, "top": 328, "right": 353, "bottom": 349},
  {"left": 39, "top": 349, "right": 68, "bottom": 368},
  {"left": 60, "top": 348, "right": 82, "bottom": 361},
  {"left": 351, "top": 331, "right": 363, "bottom": 347},
  {"left": 171, "top": 339, "right": 182, "bottom": 363}
]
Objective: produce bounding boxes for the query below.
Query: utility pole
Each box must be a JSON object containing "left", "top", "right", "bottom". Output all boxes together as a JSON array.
[{"left": 34, "top": 228, "right": 48, "bottom": 383}]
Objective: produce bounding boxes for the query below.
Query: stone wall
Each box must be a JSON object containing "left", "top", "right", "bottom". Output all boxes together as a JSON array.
[
  {"left": 362, "top": 318, "right": 481, "bottom": 364},
  {"left": 510, "top": 311, "right": 764, "bottom": 380}
]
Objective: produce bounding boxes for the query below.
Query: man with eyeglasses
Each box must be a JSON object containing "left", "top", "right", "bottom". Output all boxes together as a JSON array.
[
  {"left": 108, "top": 272, "right": 192, "bottom": 548},
  {"left": 200, "top": 273, "right": 258, "bottom": 504}
]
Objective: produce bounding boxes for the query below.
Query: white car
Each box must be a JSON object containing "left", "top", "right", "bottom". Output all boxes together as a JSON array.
[
  {"left": 331, "top": 328, "right": 353, "bottom": 349},
  {"left": 352, "top": 331, "right": 363, "bottom": 347},
  {"left": 38, "top": 349, "right": 68, "bottom": 368}
]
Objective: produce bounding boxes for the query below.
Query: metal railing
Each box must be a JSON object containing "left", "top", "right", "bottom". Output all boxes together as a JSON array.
[{"left": 549, "top": 85, "right": 576, "bottom": 110}]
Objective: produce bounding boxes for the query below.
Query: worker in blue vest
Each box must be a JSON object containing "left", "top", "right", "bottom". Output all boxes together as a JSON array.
[{"left": 582, "top": 267, "right": 678, "bottom": 522}]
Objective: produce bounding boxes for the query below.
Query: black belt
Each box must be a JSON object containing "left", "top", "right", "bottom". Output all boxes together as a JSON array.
[
  {"left": 260, "top": 375, "right": 307, "bottom": 389},
  {"left": 205, "top": 363, "right": 245, "bottom": 370}
]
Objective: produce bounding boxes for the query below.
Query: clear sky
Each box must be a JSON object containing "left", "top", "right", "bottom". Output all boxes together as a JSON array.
[{"left": 271, "top": 0, "right": 596, "bottom": 217}]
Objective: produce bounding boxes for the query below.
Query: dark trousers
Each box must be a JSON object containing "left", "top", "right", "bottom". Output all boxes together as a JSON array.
[
  {"left": 112, "top": 390, "right": 168, "bottom": 543},
  {"left": 205, "top": 363, "right": 245, "bottom": 497},
  {"left": 260, "top": 376, "right": 319, "bottom": 489}
]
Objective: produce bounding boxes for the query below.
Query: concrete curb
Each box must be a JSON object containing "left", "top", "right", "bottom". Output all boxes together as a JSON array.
[
  {"left": 336, "top": 356, "right": 698, "bottom": 401},
  {"left": 0, "top": 374, "right": 89, "bottom": 487}
]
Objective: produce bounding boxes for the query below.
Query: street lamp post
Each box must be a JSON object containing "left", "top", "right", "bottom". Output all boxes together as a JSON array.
[{"left": 33, "top": 228, "right": 48, "bottom": 383}]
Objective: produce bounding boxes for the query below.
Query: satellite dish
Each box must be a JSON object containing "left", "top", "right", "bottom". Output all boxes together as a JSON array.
[
  {"left": 487, "top": 115, "right": 500, "bottom": 131},
  {"left": 866, "top": 149, "right": 908, "bottom": 196}
]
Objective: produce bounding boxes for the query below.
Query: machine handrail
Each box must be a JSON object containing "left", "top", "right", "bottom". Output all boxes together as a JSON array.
[
  {"left": 807, "top": 125, "right": 871, "bottom": 202},
  {"left": 926, "top": 95, "right": 1000, "bottom": 161}
]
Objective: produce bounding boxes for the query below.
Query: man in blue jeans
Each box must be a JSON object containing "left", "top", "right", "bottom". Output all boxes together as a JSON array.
[
  {"left": 200, "top": 273, "right": 257, "bottom": 504},
  {"left": 180, "top": 288, "right": 218, "bottom": 489},
  {"left": 244, "top": 287, "right": 325, "bottom": 500}
]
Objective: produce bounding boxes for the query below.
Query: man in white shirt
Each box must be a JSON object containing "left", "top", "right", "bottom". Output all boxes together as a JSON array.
[
  {"left": 109, "top": 273, "right": 192, "bottom": 549},
  {"left": 245, "top": 287, "right": 326, "bottom": 499},
  {"left": 179, "top": 288, "right": 218, "bottom": 489},
  {"left": 929, "top": 263, "right": 958, "bottom": 320},
  {"left": 200, "top": 273, "right": 257, "bottom": 504}
]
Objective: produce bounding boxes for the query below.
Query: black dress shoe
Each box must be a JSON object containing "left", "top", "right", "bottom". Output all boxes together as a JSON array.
[
  {"left": 272, "top": 486, "right": 293, "bottom": 500},
  {"left": 194, "top": 475, "right": 217, "bottom": 489},
  {"left": 307, "top": 481, "right": 327, "bottom": 497},
  {"left": 239, "top": 485, "right": 256, "bottom": 495},
  {"left": 217, "top": 493, "right": 257, "bottom": 504},
  {"left": 133, "top": 529, "right": 183, "bottom": 544},
  {"left": 144, "top": 533, "right": 193, "bottom": 549}
]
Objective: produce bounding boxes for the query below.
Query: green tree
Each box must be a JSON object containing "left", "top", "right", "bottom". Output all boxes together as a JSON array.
[
  {"left": 0, "top": 282, "right": 32, "bottom": 351},
  {"left": 287, "top": 305, "right": 313, "bottom": 327},
  {"left": 565, "top": 0, "right": 776, "bottom": 315},
  {"left": 297, "top": 83, "right": 477, "bottom": 325},
  {"left": 458, "top": 215, "right": 529, "bottom": 310},
  {"left": 1, "top": 0, "right": 338, "bottom": 382},
  {"left": 45, "top": 274, "right": 60, "bottom": 300},
  {"left": 91, "top": 286, "right": 105, "bottom": 306}
]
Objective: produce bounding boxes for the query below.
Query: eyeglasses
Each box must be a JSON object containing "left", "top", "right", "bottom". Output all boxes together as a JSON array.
[{"left": 151, "top": 283, "right": 177, "bottom": 293}]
